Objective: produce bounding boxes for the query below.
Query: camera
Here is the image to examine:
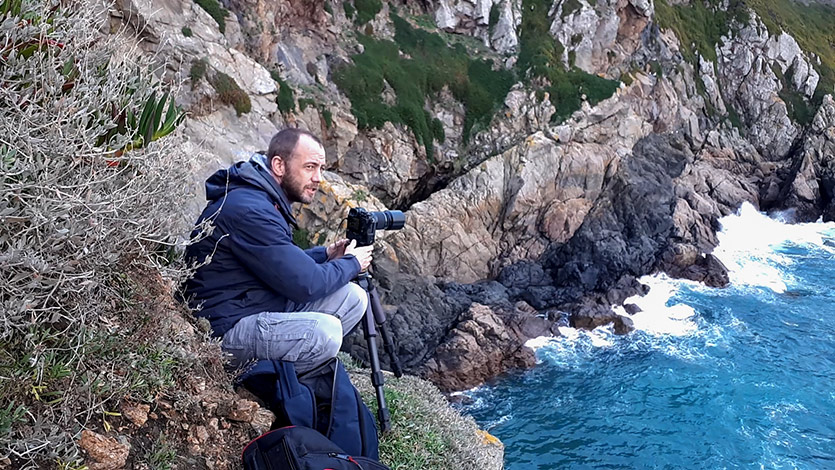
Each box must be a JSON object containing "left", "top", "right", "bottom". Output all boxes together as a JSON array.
[{"left": 346, "top": 208, "right": 406, "bottom": 247}]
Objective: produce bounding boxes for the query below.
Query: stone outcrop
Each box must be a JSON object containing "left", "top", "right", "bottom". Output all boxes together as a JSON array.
[
  {"left": 715, "top": 18, "right": 819, "bottom": 160},
  {"left": 421, "top": 302, "right": 558, "bottom": 392},
  {"left": 777, "top": 95, "right": 835, "bottom": 221}
]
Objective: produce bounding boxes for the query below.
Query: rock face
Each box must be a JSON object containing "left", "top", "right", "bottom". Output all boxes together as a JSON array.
[
  {"left": 545, "top": 133, "right": 692, "bottom": 301},
  {"left": 778, "top": 95, "right": 835, "bottom": 221},
  {"left": 421, "top": 303, "right": 556, "bottom": 392},
  {"left": 716, "top": 20, "right": 819, "bottom": 160}
]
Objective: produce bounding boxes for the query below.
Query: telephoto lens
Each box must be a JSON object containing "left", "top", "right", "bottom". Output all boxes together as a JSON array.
[{"left": 372, "top": 210, "right": 405, "bottom": 231}]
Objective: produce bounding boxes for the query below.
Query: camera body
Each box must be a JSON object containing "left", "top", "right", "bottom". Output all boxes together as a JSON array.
[{"left": 346, "top": 208, "right": 406, "bottom": 247}]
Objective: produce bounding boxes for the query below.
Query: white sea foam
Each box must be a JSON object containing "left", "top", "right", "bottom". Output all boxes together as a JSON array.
[
  {"left": 615, "top": 274, "right": 700, "bottom": 336},
  {"left": 714, "top": 203, "right": 835, "bottom": 292}
]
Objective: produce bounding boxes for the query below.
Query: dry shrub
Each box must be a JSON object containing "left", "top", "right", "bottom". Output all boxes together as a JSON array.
[{"left": 0, "top": 1, "right": 221, "bottom": 467}]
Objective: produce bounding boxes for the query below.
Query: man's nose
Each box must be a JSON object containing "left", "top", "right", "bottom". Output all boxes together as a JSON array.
[{"left": 312, "top": 168, "right": 322, "bottom": 183}]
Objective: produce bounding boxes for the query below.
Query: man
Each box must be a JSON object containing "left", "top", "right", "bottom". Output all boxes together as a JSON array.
[{"left": 184, "top": 128, "right": 373, "bottom": 372}]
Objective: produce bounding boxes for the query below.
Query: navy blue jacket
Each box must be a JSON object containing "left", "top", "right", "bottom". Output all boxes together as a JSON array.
[{"left": 184, "top": 155, "right": 361, "bottom": 337}]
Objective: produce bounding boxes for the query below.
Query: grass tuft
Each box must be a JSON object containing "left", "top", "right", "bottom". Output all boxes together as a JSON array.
[
  {"left": 343, "top": 359, "right": 503, "bottom": 470},
  {"left": 210, "top": 71, "right": 252, "bottom": 116},
  {"left": 271, "top": 71, "right": 297, "bottom": 114}
]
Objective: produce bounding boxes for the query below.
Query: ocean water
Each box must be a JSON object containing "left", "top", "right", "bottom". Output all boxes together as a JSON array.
[{"left": 463, "top": 203, "right": 835, "bottom": 469}]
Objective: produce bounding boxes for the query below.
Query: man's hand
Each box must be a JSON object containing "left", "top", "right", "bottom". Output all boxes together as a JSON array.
[
  {"left": 344, "top": 239, "right": 373, "bottom": 271},
  {"left": 326, "top": 238, "right": 351, "bottom": 261}
]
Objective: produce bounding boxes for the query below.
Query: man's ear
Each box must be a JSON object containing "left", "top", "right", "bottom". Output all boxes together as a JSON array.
[{"left": 271, "top": 155, "right": 285, "bottom": 177}]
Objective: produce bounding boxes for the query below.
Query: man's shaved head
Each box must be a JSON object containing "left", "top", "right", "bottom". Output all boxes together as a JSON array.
[{"left": 265, "top": 128, "right": 322, "bottom": 169}]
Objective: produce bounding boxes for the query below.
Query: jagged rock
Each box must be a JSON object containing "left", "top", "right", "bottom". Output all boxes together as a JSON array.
[
  {"left": 715, "top": 13, "right": 821, "bottom": 160},
  {"left": 383, "top": 132, "right": 618, "bottom": 283},
  {"left": 490, "top": 0, "right": 521, "bottom": 54},
  {"left": 79, "top": 430, "right": 130, "bottom": 470},
  {"left": 225, "top": 0, "right": 331, "bottom": 63},
  {"left": 338, "top": 122, "right": 429, "bottom": 207},
  {"left": 546, "top": 0, "right": 650, "bottom": 76},
  {"left": 544, "top": 133, "right": 692, "bottom": 300},
  {"left": 120, "top": 402, "right": 150, "bottom": 427},
  {"left": 666, "top": 253, "right": 730, "bottom": 287},
  {"left": 420, "top": 303, "right": 557, "bottom": 392},
  {"left": 344, "top": 274, "right": 471, "bottom": 371},
  {"left": 779, "top": 94, "right": 835, "bottom": 221},
  {"left": 220, "top": 399, "right": 260, "bottom": 423}
]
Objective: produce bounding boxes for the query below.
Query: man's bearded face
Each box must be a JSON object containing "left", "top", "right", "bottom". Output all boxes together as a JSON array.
[{"left": 277, "top": 136, "right": 325, "bottom": 204}]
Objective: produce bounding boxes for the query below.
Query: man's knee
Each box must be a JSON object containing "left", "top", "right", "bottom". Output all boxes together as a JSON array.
[
  {"left": 311, "top": 314, "right": 343, "bottom": 361},
  {"left": 342, "top": 283, "right": 367, "bottom": 332}
]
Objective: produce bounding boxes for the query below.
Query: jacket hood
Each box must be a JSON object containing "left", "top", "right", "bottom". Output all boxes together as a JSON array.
[{"left": 204, "top": 153, "right": 297, "bottom": 227}]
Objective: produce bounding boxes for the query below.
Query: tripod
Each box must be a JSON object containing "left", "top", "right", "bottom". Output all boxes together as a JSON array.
[{"left": 354, "top": 270, "right": 402, "bottom": 433}]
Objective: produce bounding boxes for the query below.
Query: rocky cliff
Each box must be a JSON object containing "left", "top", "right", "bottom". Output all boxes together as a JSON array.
[{"left": 113, "top": 0, "right": 835, "bottom": 392}]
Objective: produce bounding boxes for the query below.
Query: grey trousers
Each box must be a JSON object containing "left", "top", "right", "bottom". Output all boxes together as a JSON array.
[{"left": 222, "top": 283, "right": 367, "bottom": 373}]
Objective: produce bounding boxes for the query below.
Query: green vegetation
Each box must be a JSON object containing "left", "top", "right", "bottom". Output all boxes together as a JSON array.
[
  {"left": 344, "top": 1, "right": 356, "bottom": 19},
  {"left": 271, "top": 71, "right": 296, "bottom": 114},
  {"left": 431, "top": 117, "right": 445, "bottom": 144},
  {"left": 144, "top": 434, "right": 177, "bottom": 470},
  {"left": 488, "top": 3, "right": 500, "bottom": 34},
  {"left": 194, "top": 0, "right": 229, "bottom": 34},
  {"left": 333, "top": 13, "right": 514, "bottom": 159},
  {"left": 324, "top": 1, "right": 333, "bottom": 16},
  {"left": 653, "top": 0, "right": 748, "bottom": 64},
  {"left": 210, "top": 71, "right": 252, "bottom": 115},
  {"left": 518, "top": 0, "right": 618, "bottom": 122},
  {"left": 354, "top": 0, "right": 382, "bottom": 25},
  {"left": 773, "top": 63, "right": 815, "bottom": 125},
  {"left": 562, "top": 0, "right": 583, "bottom": 18},
  {"left": 352, "top": 189, "right": 368, "bottom": 202},
  {"left": 181, "top": 26, "right": 192, "bottom": 37},
  {"left": 190, "top": 57, "right": 208, "bottom": 84},
  {"left": 745, "top": 0, "right": 835, "bottom": 104},
  {"left": 298, "top": 97, "right": 316, "bottom": 112},
  {"left": 321, "top": 106, "right": 334, "bottom": 128},
  {"left": 293, "top": 228, "right": 312, "bottom": 249},
  {"left": 343, "top": 358, "right": 503, "bottom": 470},
  {"left": 727, "top": 106, "right": 743, "bottom": 130}
]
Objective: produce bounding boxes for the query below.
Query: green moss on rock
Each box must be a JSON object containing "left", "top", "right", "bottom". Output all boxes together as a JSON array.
[
  {"left": 210, "top": 72, "right": 251, "bottom": 116},
  {"left": 354, "top": 0, "right": 382, "bottom": 25},
  {"left": 333, "top": 13, "right": 514, "bottom": 159},
  {"left": 518, "top": 0, "right": 618, "bottom": 122}
]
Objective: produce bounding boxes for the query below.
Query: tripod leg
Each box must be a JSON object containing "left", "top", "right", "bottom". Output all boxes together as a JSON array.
[
  {"left": 360, "top": 290, "right": 391, "bottom": 433},
  {"left": 367, "top": 285, "right": 403, "bottom": 377}
]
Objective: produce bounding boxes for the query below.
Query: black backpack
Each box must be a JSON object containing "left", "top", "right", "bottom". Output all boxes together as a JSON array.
[
  {"left": 238, "top": 358, "right": 379, "bottom": 460},
  {"left": 242, "top": 425, "right": 390, "bottom": 470}
]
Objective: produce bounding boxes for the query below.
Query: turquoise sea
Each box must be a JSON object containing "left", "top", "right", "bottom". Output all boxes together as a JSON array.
[{"left": 464, "top": 204, "right": 835, "bottom": 469}]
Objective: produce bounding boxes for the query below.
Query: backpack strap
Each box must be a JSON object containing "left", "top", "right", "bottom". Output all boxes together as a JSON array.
[{"left": 237, "top": 359, "right": 316, "bottom": 429}]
